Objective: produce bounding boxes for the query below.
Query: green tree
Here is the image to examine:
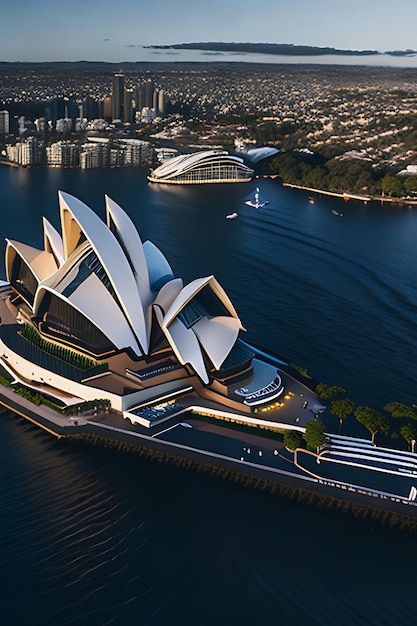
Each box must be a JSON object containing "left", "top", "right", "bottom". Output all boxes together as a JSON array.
[
  {"left": 303, "top": 418, "right": 326, "bottom": 452},
  {"left": 316, "top": 383, "right": 346, "bottom": 400},
  {"left": 331, "top": 398, "right": 356, "bottom": 428},
  {"left": 381, "top": 174, "right": 404, "bottom": 198},
  {"left": 404, "top": 176, "right": 417, "bottom": 195},
  {"left": 354, "top": 406, "right": 390, "bottom": 443},
  {"left": 283, "top": 429, "right": 304, "bottom": 452},
  {"left": 400, "top": 423, "right": 417, "bottom": 446},
  {"left": 384, "top": 402, "right": 417, "bottom": 420}
]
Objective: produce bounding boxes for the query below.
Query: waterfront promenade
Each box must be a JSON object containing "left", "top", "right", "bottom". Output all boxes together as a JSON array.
[
  {"left": 282, "top": 182, "right": 417, "bottom": 205},
  {"left": 2, "top": 379, "right": 417, "bottom": 520}
]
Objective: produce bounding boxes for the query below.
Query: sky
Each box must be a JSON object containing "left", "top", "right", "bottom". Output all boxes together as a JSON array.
[{"left": 1, "top": 0, "right": 417, "bottom": 63}]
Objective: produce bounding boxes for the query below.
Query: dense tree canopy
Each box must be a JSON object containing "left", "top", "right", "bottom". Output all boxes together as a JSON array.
[
  {"left": 259, "top": 152, "right": 413, "bottom": 199},
  {"left": 303, "top": 418, "right": 326, "bottom": 452},
  {"left": 400, "top": 423, "right": 417, "bottom": 445},
  {"left": 316, "top": 383, "right": 346, "bottom": 400},
  {"left": 331, "top": 398, "right": 356, "bottom": 426},
  {"left": 283, "top": 429, "right": 304, "bottom": 452},
  {"left": 354, "top": 406, "right": 390, "bottom": 443},
  {"left": 384, "top": 402, "right": 417, "bottom": 421}
]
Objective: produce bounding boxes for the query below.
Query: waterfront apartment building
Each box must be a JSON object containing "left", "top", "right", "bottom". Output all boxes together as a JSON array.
[
  {"left": 116, "top": 139, "right": 153, "bottom": 166},
  {"left": 6, "top": 137, "right": 43, "bottom": 166},
  {"left": 80, "top": 138, "right": 152, "bottom": 169},
  {"left": 79, "top": 140, "right": 109, "bottom": 169},
  {"left": 5, "top": 136, "right": 152, "bottom": 169},
  {"left": 46, "top": 141, "right": 79, "bottom": 167}
]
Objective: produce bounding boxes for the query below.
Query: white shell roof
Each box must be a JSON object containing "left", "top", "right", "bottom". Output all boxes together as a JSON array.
[
  {"left": 105, "top": 195, "right": 150, "bottom": 291},
  {"left": 155, "top": 275, "right": 245, "bottom": 382},
  {"left": 153, "top": 278, "right": 184, "bottom": 314},
  {"left": 43, "top": 218, "right": 65, "bottom": 267},
  {"left": 192, "top": 316, "right": 241, "bottom": 370},
  {"left": 35, "top": 276, "right": 142, "bottom": 354},
  {"left": 105, "top": 195, "right": 153, "bottom": 346},
  {"left": 161, "top": 315, "right": 209, "bottom": 384},
  {"left": 6, "top": 191, "right": 247, "bottom": 381},
  {"left": 163, "top": 275, "right": 243, "bottom": 328},
  {"left": 6, "top": 240, "right": 58, "bottom": 283},
  {"left": 59, "top": 191, "right": 149, "bottom": 354},
  {"left": 142, "top": 240, "right": 174, "bottom": 289}
]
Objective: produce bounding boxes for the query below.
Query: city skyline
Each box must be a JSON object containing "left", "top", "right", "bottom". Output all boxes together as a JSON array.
[{"left": 2, "top": 0, "right": 417, "bottom": 63}]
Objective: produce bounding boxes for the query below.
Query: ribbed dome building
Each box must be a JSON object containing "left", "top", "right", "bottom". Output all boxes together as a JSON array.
[{"left": 148, "top": 150, "right": 254, "bottom": 184}]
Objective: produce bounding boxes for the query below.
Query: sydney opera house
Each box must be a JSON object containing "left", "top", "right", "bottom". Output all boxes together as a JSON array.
[
  {"left": 148, "top": 150, "right": 254, "bottom": 184},
  {"left": 0, "top": 192, "right": 319, "bottom": 430}
]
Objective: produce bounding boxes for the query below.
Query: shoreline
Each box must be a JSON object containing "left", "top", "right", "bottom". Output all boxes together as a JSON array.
[
  {"left": 2, "top": 381, "right": 417, "bottom": 527},
  {"left": 3, "top": 159, "right": 416, "bottom": 205},
  {"left": 282, "top": 181, "right": 417, "bottom": 205},
  {"left": 0, "top": 159, "right": 20, "bottom": 168}
]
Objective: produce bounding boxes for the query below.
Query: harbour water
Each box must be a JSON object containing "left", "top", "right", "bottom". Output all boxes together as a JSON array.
[{"left": 1, "top": 165, "right": 417, "bottom": 625}]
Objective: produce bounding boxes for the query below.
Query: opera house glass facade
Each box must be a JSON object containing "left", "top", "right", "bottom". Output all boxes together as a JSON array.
[
  {"left": 148, "top": 150, "right": 254, "bottom": 184},
  {"left": 0, "top": 192, "right": 291, "bottom": 425}
]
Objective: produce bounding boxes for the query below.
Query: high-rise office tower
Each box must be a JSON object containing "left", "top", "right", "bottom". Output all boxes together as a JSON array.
[
  {"left": 136, "top": 83, "right": 146, "bottom": 112},
  {"left": 124, "top": 89, "right": 135, "bottom": 123},
  {"left": 157, "top": 90, "right": 165, "bottom": 116},
  {"left": 144, "top": 79, "right": 154, "bottom": 109},
  {"left": 0, "top": 110, "right": 10, "bottom": 134},
  {"left": 103, "top": 97, "right": 112, "bottom": 120},
  {"left": 152, "top": 89, "right": 158, "bottom": 112},
  {"left": 111, "top": 73, "right": 125, "bottom": 121}
]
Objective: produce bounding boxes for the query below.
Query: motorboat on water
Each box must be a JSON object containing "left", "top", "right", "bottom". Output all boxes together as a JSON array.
[
  {"left": 226, "top": 212, "right": 238, "bottom": 220},
  {"left": 245, "top": 187, "right": 268, "bottom": 209}
]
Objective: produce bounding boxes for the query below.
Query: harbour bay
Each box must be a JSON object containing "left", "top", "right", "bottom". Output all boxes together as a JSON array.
[{"left": 1, "top": 164, "right": 417, "bottom": 625}]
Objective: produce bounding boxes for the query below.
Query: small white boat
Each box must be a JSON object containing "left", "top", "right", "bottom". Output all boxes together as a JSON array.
[
  {"left": 226, "top": 212, "right": 238, "bottom": 219},
  {"left": 245, "top": 187, "right": 268, "bottom": 209}
]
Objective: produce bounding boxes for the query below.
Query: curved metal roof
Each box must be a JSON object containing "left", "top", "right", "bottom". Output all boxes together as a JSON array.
[{"left": 150, "top": 150, "right": 253, "bottom": 181}]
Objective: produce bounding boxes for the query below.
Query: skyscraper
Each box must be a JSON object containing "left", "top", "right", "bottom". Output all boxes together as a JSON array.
[
  {"left": 144, "top": 79, "right": 154, "bottom": 109},
  {"left": 124, "top": 88, "right": 135, "bottom": 123},
  {"left": 103, "top": 97, "right": 112, "bottom": 120},
  {"left": 0, "top": 110, "right": 10, "bottom": 134},
  {"left": 157, "top": 89, "right": 166, "bottom": 116},
  {"left": 111, "top": 73, "right": 125, "bottom": 121}
]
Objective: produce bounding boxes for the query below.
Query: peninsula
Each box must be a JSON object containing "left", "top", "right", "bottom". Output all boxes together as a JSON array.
[{"left": 1, "top": 192, "right": 417, "bottom": 527}]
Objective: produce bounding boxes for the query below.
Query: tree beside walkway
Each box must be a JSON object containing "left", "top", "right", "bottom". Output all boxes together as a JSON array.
[
  {"left": 354, "top": 406, "right": 390, "bottom": 444},
  {"left": 303, "top": 418, "right": 326, "bottom": 452},
  {"left": 331, "top": 398, "right": 356, "bottom": 429}
]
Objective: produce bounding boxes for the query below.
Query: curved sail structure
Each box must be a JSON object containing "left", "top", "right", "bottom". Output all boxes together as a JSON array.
[{"left": 5, "top": 192, "right": 248, "bottom": 384}]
